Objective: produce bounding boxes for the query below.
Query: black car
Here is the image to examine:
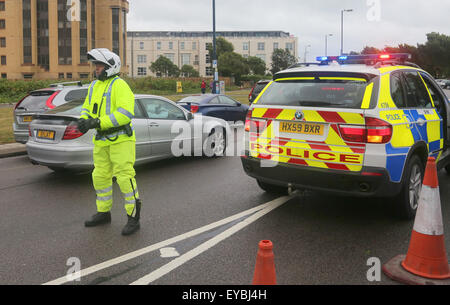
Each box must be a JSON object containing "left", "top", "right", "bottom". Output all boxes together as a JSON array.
[{"left": 248, "top": 80, "right": 270, "bottom": 103}]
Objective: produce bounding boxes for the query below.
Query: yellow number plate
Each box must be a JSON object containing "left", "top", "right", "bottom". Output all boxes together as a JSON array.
[
  {"left": 37, "top": 130, "right": 55, "bottom": 140},
  {"left": 279, "top": 121, "right": 324, "bottom": 135},
  {"left": 23, "top": 116, "right": 33, "bottom": 122}
]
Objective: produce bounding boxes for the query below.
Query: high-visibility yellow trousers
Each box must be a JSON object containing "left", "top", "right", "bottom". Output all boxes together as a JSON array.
[{"left": 92, "top": 140, "right": 140, "bottom": 217}]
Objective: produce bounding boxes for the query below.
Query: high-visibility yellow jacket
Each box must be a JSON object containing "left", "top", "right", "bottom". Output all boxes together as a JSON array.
[{"left": 80, "top": 76, "right": 136, "bottom": 146}]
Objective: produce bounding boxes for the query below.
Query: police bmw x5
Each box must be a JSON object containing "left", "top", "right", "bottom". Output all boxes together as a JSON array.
[{"left": 241, "top": 53, "right": 450, "bottom": 219}]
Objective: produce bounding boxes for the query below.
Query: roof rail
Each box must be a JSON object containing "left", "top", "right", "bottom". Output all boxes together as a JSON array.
[
  {"left": 288, "top": 62, "right": 321, "bottom": 69},
  {"left": 49, "top": 81, "right": 83, "bottom": 88}
]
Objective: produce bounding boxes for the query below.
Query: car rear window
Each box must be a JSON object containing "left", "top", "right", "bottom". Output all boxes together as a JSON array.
[
  {"left": 18, "top": 90, "right": 55, "bottom": 111},
  {"left": 256, "top": 79, "right": 369, "bottom": 109},
  {"left": 64, "top": 89, "right": 88, "bottom": 101},
  {"left": 253, "top": 82, "right": 269, "bottom": 95},
  {"left": 46, "top": 99, "right": 84, "bottom": 115},
  {"left": 178, "top": 96, "right": 205, "bottom": 103}
]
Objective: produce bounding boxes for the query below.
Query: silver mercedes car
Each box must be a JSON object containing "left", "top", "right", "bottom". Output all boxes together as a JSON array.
[{"left": 26, "top": 94, "right": 228, "bottom": 171}]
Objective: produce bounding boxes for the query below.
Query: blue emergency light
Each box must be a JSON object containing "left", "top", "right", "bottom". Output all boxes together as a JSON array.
[{"left": 316, "top": 53, "right": 412, "bottom": 63}]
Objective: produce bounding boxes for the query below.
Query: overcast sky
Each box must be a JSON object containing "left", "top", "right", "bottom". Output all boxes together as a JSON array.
[{"left": 127, "top": 0, "right": 450, "bottom": 62}]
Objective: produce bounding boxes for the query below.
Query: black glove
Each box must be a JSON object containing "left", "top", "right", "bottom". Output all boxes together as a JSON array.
[{"left": 78, "top": 118, "right": 100, "bottom": 134}]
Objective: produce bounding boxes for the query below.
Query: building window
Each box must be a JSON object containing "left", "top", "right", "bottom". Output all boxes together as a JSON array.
[
  {"left": 163, "top": 53, "right": 175, "bottom": 63},
  {"left": 205, "top": 67, "right": 213, "bottom": 76},
  {"left": 23, "top": 74, "right": 33, "bottom": 79},
  {"left": 286, "top": 43, "right": 293, "bottom": 52},
  {"left": 180, "top": 42, "right": 185, "bottom": 50},
  {"left": 205, "top": 53, "right": 211, "bottom": 64},
  {"left": 181, "top": 53, "right": 190, "bottom": 66},
  {"left": 137, "top": 55, "right": 147, "bottom": 63},
  {"left": 112, "top": 8, "right": 120, "bottom": 55},
  {"left": 192, "top": 42, "right": 196, "bottom": 50},
  {"left": 1, "top": 55, "right": 6, "bottom": 65},
  {"left": 256, "top": 54, "right": 266, "bottom": 62},
  {"left": 243, "top": 42, "right": 249, "bottom": 51},
  {"left": 23, "top": 0, "right": 32, "bottom": 63},
  {"left": 79, "top": 0, "right": 87, "bottom": 63},
  {"left": 0, "top": 19, "right": 5, "bottom": 29},
  {"left": 139, "top": 41, "right": 144, "bottom": 50},
  {"left": 1, "top": 73, "right": 6, "bottom": 79},
  {"left": 58, "top": 73, "right": 65, "bottom": 79},
  {"left": 169, "top": 41, "right": 173, "bottom": 50},
  {"left": 58, "top": 0, "right": 72, "bottom": 65},
  {"left": 0, "top": 37, "right": 5, "bottom": 48},
  {"left": 91, "top": 0, "right": 95, "bottom": 49},
  {"left": 66, "top": 73, "right": 72, "bottom": 79},
  {"left": 257, "top": 43, "right": 265, "bottom": 51},
  {"left": 79, "top": 73, "right": 89, "bottom": 79},
  {"left": 273, "top": 42, "right": 279, "bottom": 50},
  {"left": 206, "top": 42, "right": 211, "bottom": 50},
  {"left": 137, "top": 67, "right": 147, "bottom": 76},
  {"left": 0, "top": 1, "right": 4, "bottom": 11},
  {"left": 37, "top": 0, "right": 50, "bottom": 70},
  {"left": 157, "top": 41, "right": 161, "bottom": 50}
]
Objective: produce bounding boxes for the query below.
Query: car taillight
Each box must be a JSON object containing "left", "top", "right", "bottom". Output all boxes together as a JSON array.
[
  {"left": 190, "top": 104, "right": 199, "bottom": 113},
  {"left": 14, "top": 95, "right": 28, "bottom": 110},
  {"left": 248, "top": 87, "right": 254, "bottom": 101},
  {"left": 62, "top": 122, "right": 83, "bottom": 140},
  {"left": 338, "top": 117, "right": 392, "bottom": 144},
  {"left": 46, "top": 91, "right": 61, "bottom": 109},
  {"left": 244, "top": 109, "right": 253, "bottom": 132}
]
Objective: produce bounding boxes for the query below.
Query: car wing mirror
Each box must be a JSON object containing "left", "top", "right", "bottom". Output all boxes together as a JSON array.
[{"left": 186, "top": 112, "right": 194, "bottom": 120}]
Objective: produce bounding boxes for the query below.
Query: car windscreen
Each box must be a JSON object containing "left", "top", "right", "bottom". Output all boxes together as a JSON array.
[
  {"left": 178, "top": 96, "right": 206, "bottom": 103},
  {"left": 46, "top": 99, "right": 84, "bottom": 115},
  {"left": 256, "top": 79, "right": 368, "bottom": 108},
  {"left": 18, "top": 91, "right": 55, "bottom": 111}
]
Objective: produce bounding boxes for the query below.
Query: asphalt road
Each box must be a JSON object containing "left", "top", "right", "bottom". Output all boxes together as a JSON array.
[{"left": 1, "top": 133, "right": 450, "bottom": 287}]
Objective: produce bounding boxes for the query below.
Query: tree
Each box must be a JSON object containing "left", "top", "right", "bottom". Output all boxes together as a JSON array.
[
  {"left": 180, "top": 65, "right": 199, "bottom": 77},
  {"left": 206, "top": 37, "right": 234, "bottom": 60},
  {"left": 218, "top": 52, "right": 249, "bottom": 84},
  {"left": 246, "top": 56, "right": 266, "bottom": 75},
  {"left": 150, "top": 56, "right": 180, "bottom": 77},
  {"left": 270, "top": 49, "right": 297, "bottom": 75}
]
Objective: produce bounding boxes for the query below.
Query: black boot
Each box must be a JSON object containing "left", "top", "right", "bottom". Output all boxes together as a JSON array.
[
  {"left": 121, "top": 200, "right": 141, "bottom": 236},
  {"left": 84, "top": 212, "right": 111, "bottom": 227}
]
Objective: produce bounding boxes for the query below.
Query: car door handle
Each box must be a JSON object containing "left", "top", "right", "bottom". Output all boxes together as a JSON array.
[
  {"left": 149, "top": 122, "right": 159, "bottom": 127},
  {"left": 416, "top": 118, "right": 426, "bottom": 126}
]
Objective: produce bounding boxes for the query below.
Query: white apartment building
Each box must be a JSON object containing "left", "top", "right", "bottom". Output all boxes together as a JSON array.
[{"left": 126, "top": 31, "right": 298, "bottom": 77}]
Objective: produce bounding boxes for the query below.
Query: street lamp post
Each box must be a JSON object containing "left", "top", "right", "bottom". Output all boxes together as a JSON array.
[
  {"left": 212, "top": 0, "right": 218, "bottom": 94},
  {"left": 340, "top": 9, "right": 353, "bottom": 56},
  {"left": 325, "top": 34, "right": 333, "bottom": 56}
]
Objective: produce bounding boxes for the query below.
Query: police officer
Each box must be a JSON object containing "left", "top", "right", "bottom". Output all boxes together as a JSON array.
[{"left": 79, "top": 48, "right": 141, "bottom": 236}]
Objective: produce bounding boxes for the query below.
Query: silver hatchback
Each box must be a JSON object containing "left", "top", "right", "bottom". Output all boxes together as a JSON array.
[
  {"left": 27, "top": 94, "right": 228, "bottom": 171},
  {"left": 13, "top": 81, "right": 89, "bottom": 143}
]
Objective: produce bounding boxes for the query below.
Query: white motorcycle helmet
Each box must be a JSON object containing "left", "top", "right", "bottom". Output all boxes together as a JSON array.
[{"left": 87, "top": 48, "right": 121, "bottom": 81}]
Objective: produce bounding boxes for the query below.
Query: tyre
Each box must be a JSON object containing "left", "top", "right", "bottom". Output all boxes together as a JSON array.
[
  {"left": 256, "top": 179, "right": 288, "bottom": 195},
  {"left": 203, "top": 127, "right": 226, "bottom": 157},
  {"left": 393, "top": 154, "right": 424, "bottom": 220}
]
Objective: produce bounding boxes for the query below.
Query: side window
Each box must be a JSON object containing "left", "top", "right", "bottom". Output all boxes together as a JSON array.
[
  {"left": 65, "top": 89, "right": 88, "bottom": 101},
  {"left": 133, "top": 100, "right": 145, "bottom": 118},
  {"left": 403, "top": 71, "right": 433, "bottom": 108},
  {"left": 419, "top": 73, "right": 445, "bottom": 112},
  {"left": 208, "top": 97, "right": 220, "bottom": 104},
  {"left": 218, "top": 96, "right": 237, "bottom": 105},
  {"left": 390, "top": 72, "right": 406, "bottom": 108},
  {"left": 141, "top": 98, "right": 185, "bottom": 120}
]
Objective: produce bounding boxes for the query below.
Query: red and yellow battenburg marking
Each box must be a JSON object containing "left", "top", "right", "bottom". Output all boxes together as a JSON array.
[{"left": 249, "top": 108, "right": 366, "bottom": 171}]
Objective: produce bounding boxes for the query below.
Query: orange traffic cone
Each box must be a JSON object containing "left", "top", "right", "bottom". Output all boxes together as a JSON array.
[
  {"left": 252, "top": 240, "right": 276, "bottom": 285},
  {"left": 383, "top": 157, "right": 450, "bottom": 284}
]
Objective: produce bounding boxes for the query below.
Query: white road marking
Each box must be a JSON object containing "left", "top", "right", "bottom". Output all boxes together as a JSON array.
[
  {"left": 129, "top": 195, "right": 290, "bottom": 285},
  {"left": 42, "top": 195, "right": 292, "bottom": 285},
  {"left": 160, "top": 247, "right": 180, "bottom": 258}
]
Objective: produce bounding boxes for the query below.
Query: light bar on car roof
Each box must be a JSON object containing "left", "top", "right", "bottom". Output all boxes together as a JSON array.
[{"left": 316, "top": 53, "right": 412, "bottom": 63}]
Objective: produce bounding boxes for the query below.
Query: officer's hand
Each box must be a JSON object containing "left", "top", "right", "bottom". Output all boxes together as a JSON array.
[{"left": 78, "top": 118, "right": 100, "bottom": 134}]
